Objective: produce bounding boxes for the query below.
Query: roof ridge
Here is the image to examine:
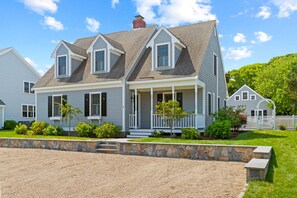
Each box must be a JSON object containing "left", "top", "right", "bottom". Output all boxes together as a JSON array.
[{"left": 168, "top": 20, "right": 216, "bottom": 30}]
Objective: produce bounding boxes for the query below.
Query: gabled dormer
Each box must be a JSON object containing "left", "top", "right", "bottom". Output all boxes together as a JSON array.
[
  {"left": 87, "top": 34, "right": 125, "bottom": 74},
  {"left": 146, "top": 26, "right": 186, "bottom": 71},
  {"left": 51, "top": 41, "right": 87, "bottom": 78}
]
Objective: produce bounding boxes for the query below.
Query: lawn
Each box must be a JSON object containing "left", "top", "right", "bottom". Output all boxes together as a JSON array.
[
  {"left": 0, "top": 130, "right": 99, "bottom": 140},
  {"left": 133, "top": 130, "right": 297, "bottom": 198}
]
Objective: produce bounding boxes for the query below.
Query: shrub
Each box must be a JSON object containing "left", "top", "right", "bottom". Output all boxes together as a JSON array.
[
  {"left": 205, "top": 120, "right": 232, "bottom": 139},
  {"left": 30, "top": 120, "right": 35, "bottom": 128},
  {"left": 295, "top": 125, "right": 297, "bottom": 131},
  {"left": 181, "top": 128, "right": 200, "bottom": 140},
  {"left": 74, "top": 122, "right": 96, "bottom": 137},
  {"left": 279, "top": 124, "right": 287, "bottom": 131},
  {"left": 95, "top": 122, "right": 120, "bottom": 138},
  {"left": 43, "top": 125, "right": 64, "bottom": 136},
  {"left": 154, "top": 130, "right": 165, "bottom": 138},
  {"left": 31, "top": 121, "right": 48, "bottom": 135},
  {"left": 14, "top": 124, "right": 28, "bottom": 134},
  {"left": 3, "top": 120, "right": 17, "bottom": 129}
]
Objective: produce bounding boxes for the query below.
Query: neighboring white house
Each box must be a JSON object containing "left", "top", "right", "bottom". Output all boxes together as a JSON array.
[{"left": 0, "top": 48, "right": 41, "bottom": 128}]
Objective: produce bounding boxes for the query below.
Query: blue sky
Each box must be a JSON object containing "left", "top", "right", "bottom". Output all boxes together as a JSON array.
[{"left": 0, "top": 0, "right": 296, "bottom": 75}]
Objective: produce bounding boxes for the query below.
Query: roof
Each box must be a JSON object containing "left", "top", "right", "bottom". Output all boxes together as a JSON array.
[
  {"left": 63, "top": 41, "right": 87, "bottom": 57},
  {"left": 35, "top": 25, "right": 157, "bottom": 88},
  {"left": 0, "top": 99, "right": 5, "bottom": 106},
  {"left": 128, "top": 20, "right": 216, "bottom": 81},
  {"left": 0, "top": 48, "right": 11, "bottom": 54},
  {"left": 226, "top": 84, "right": 266, "bottom": 101}
]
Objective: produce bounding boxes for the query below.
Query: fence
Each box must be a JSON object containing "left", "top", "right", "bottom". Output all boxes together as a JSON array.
[{"left": 246, "top": 115, "right": 297, "bottom": 130}]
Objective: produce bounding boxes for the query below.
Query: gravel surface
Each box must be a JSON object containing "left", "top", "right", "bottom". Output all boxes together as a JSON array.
[{"left": 0, "top": 148, "right": 246, "bottom": 198}]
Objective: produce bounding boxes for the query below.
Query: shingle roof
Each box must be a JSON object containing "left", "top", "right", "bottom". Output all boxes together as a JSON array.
[
  {"left": 35, "top": 25, "right": 157, "bottom": 88},
  {"left": 63, "top": 41, "right": 87, "bottom": 57},
  {"left": 128, "top": 20, "right": 216, "bottom": 81},
  {"left": 101, "top": 34, "right": 125, "bottom": 52},
  {"left": 0, "top": 99, "right": 5, "bottom": 105}
]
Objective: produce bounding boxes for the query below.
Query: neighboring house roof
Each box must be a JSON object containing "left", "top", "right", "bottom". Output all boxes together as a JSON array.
[
  {"left": 226, "top": 84, "right": 266, "bottom": 101},
  {"left": 0, "top": 99, "right": 5, "bottom": 106},
  {"left": 0, "top": 47, "right": 41, "bottom": 78},
  {"left": 128, "top": 20, "right": 216, "bottom": 81},
  {"left": 35, "top": 25, "right": 157, "bottom": 88}
]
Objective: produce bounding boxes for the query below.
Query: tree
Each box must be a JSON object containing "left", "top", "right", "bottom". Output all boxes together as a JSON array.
[
  {"left": 57, "top": 99, "right": 81, "bottom": 136},
  {"left": 288, "top": 63, "right": 297, "bottom": 113},
  {"left": 155, "top": 100, "right": 187, "bottom": 137}
]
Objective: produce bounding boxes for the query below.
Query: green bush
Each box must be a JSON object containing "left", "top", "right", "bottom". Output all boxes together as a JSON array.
[
  {"left": 205, "top": 120, "right": 232, "bottom": 139},
  {"left": 95, "top": 122, "right": 120, "bottom": 138},
  {"left": 154, "top": 130, "right": 165, "bottom": 138},
  {"left": 31, "top": 121, "right": 48, "bottom": 135},
  {"left": 14, "top": 124, "right": 28, "bottom": 134},
  {"left": 181, "top": 128, "right": 200, "bottom": 139},
  {"left": 295, "top": 125, "right": 297, "bottom": 131},
  {"left": 3, "top": 120, "right": 17, "bottom": 129},
  {"left": 43, "top": 125, "right": 64, "bottom": 136},
  {"left": 279, "top": 124, "right": 287, "bottom": 131},
  {"left": 74, "top": 122, "right": 96, "bottom": 137}
]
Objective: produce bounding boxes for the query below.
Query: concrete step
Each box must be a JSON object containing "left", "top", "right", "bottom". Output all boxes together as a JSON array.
[
  {"left": 127, "top": 135, "right": 149, "bottom": 138},
  {"left": 95, "top": 148, "right": 117, "bottom": 154},
  {"left": 129, "top": 129, "right": 154, "bottom": 133},
  {"left": 129, "top": 132, "right": 153, "bottom": 136}
]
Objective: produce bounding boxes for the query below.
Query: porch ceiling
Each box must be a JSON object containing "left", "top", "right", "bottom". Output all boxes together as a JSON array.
[{"left": 133, "top": 85, "right": 203, "bottom": 92}]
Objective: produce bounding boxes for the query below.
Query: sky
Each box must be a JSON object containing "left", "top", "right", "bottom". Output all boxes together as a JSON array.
[{"left": 0, "top": 0, "right": 296, "bottom": 75}]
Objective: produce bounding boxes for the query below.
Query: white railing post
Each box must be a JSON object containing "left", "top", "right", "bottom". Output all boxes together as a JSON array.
[
  {"left": 150, "top": 88, "right": 153, "bottom": 129},
  {"left": 135, "top": 89, "right": 138, "bottom": 129},
  {"left": 172, "top": 86, "right": 175, "bottom": 130},
  {"left": 195, "top": 84, "right": 198, "bottom": 129}
]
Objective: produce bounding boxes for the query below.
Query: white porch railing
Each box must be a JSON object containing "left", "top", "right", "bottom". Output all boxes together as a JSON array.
[{"left": 129, "top": 114, "right": 136, "bottom": 128}]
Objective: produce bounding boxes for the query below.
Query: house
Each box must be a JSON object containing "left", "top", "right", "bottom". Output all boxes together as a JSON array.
[
  {"left": 34, "top": 16, "right": 227, "bottom": 137},
  {"left": 0, "top": 48, "right": 41, "bottom": 128}
]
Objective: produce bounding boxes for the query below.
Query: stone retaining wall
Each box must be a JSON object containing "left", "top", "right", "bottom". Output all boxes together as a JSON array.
[
  {"left": 0, "top": 138, "right": 98, "bottom": 152},
  {"left": 117, "top": 142, "right": 257, "bottom": 162}
]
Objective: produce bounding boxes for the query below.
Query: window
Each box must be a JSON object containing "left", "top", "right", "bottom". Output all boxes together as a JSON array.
[
  {"left": 24, "top": 81, "right": 35, "bottom": 94},
  {"left": 250, "top": 94, "right": 256, "bottom": 100},
  {"left": 235, "top": 95, "right": 240, "bottom": 101},
  {"left": 242, "top": 91, "right": 249, "bottom": 100},
  {"left": 95, "top": 50, "right": 105, "bottom": 72},
  {"left": 251, "top": 110, "right": 255, "bottom": 116},
  {"left": 90, "top": 93, "right": 101, "bottom": 116},
  {"left": 218, "top": 97, "right": 220, "bottom": 109},
  {"left": 213, "top": 54, "right": 217, "bottom": 75},
  {"left": 58, "top": 56, "right": 67, "bottom": 76},
  {"left": 157, "top": 44, "right": 169, "bottom": 67},
  {"left": 263, "top": 110, "right": 267, "bottom": 116},
  {"left": 224, "top": 99, "right": 227, "bottom": 108},
  {"left": 22, "top": 105, "right": 35, "bottom": 118},
  {"left": 53, "top": 96, "right": 62, "bottom": 117},
  {"left": 208, "top": 93, "right": 212, "bottom": 116}
]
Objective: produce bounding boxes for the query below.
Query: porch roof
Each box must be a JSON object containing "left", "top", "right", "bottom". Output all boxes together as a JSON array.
[{"left": 0, "top": 99, "right": 5, "bottom": 106}]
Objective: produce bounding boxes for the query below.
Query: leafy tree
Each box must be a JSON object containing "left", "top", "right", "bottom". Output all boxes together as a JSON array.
[
  {"left": 155, "top": 100, "right": 187, "bottom": 137},
  {"left": 288, "top": 63, "right": 297, "bottom": 113},
  {"left": 57, "top": 99, "right": 81, "bottom": 135}
]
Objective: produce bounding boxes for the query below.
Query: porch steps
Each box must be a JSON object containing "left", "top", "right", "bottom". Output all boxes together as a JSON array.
[
  {"left": 127, "top": 130, "right": 154, "bottom": 138},
  {"left": 95, "top": 141, "right": 117, "bottom": 154}
]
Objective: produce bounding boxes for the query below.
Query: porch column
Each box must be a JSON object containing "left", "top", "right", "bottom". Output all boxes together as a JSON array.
[
  {"left": 150, "top": 88, "right": 153, "bottom": 129},
  {"left": 135, "top": 89, "right": 138, "bottom": 129},
  {"left": 172, "top": 86, "right": 175, "bottom": 130},
  {"left": 1, "top": 107, "right": 4, "bottom": 128},
  {"left": 202, "top": 87, "right": 206, "bottom": 115},
  {"left": 195, "top": 84, "right": 198, "bottom": 129}
]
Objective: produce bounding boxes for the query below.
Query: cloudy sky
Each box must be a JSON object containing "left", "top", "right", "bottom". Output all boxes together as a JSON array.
[{"left": 0, "top": 0, "right": 296, "bottom": 75}]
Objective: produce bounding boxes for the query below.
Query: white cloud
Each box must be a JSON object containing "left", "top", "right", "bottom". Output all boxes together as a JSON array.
[
  {"left": 221, "top": 46, "right": 225, "bottom": 52},
  {"left": 233, "top": 33, "right": 247, "bottom": 43},
  {"left": 273, "top": 0, "right": 297, "bottom": 17},
  {"left": 254, "top": 31, "right": 272, "bottom": 42},
  {"left": 112, "top": 0, "right": 119, "bottom": 8},
  {"left": 25, "top": 57, "right": 38, "bottom": 68},
  {"left": 85, "top": 17, "right": 100, "bottom": 33},
  {"left": 38, "top": 64, "right": 52, "bottom": 76},
  {"left": 219, "top": 34, "right": 223, "bottom": 38},
  {"left": 256, "top": 6, "right": 271, "bottom": 19},
  {"left": 251, "top": 40, "right": 256, "bottom": 44},
  {"left": 43, "top": 16, "right": 64, "bottom": 31},
  {"left": 21, "top": 0, "right": 59, "bottom": 15},
  {"left": 50, "top": 39, "right": 60, "bottom": 44},
  {"left": 134, "top": 0, "right": 216, "bottom": 27},
  {"left": 225, "top": 46, "right": 252, "bottom": 60}
]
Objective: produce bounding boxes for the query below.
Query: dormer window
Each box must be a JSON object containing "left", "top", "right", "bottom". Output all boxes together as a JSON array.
[
  {"left": 95, "top": 50, "right": 106, "bottom": 72},
  {"left": 157, "top": 44, "right": 169, "bottom": 67},
  {"left": 58, "top": 55, "right": 67, "bottom": 76}
]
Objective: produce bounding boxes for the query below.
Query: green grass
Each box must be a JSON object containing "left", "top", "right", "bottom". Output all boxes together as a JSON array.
[
  {"left": 0, "top": 130, "right": 99, "bottom": 140},
  {"left": 132, "top": 130, "right": 297, "bottom": 198}
]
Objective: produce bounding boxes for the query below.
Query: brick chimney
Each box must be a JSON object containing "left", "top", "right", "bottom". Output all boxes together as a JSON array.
[{"left": 133, "top": 15, "right": 146, "bottom": 29}]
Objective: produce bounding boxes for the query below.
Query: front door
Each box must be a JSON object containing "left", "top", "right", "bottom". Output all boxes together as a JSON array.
[{"left": 132, "top": 93, "right": 141, "bottom": 127}]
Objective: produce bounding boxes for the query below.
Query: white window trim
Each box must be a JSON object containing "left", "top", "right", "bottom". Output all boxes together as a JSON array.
[
  {"left": 213, "top": 93, "right": 216, "bottom": 113},
  {"left": 155, "top": 42, "right": 171, "bottom": 69},
  {"left": 21, "top": 104, "right": 36, "bottom": 118},
  {"left": 217, "top": 96, "right": 220, "bottom": 110},
  {"left": 207, "top": 92, "right": 212, "bottom": 116},
  {"left": 162, "top": 92, "right": 177, "bottom": 101},
  {"left": 23, "top": 81, "right": 35, "bottom": 94},
  {"left": 56, "top": 54, "right": 68, "bottom": 77},
  {"left": 234, "top": 95, "right": 240, "bottom": 101},
  {"left": 93, "top": 49, "right": 107, "bottom": 74},
  {"left": 242, "top": 91, "right": 249, "bottom": 101},
  {"left": 51, "top": 94, "right": 63, "bottom": 120},
  {"left": 213, "top": 53, "right": 218, "bottom": 76},
  {"left": 250, "top": 94, "right": 256, "bottom": 100},
  {"left": 87, "top": 92, "right": 102, "bottom": 120}
]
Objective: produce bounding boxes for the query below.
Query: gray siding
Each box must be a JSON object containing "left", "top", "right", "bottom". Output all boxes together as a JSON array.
[
  {"left": 110, "top": 53, "right": 119, "bottom": 70},
  {"left": 153, "top": 30, "right": 172, "bottom": 67},
  {"left": 71, "top": 58, "right": 82, "bottom": 73},
  {"left": 93, "top": 37, "right": 107, "bottom": 50},
  {"left": 0, "top": 51, "right": 39, "bottom": 125},
  {"left": 36, "top": 87, "right": 123, "bottom": 128},
  {"left": 175, "top": 46, "right": 181, "bottom": 65},
  {"left": 199, "top": 28, "right": 227, "bottom": 127},
  {"left": 227, "top": 86, "right": 272, "bottom": 116}
]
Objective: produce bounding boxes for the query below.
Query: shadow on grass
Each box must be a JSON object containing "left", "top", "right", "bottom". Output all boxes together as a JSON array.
[
  {"left": 233, "top": 131, "right": 286, "bottom": 141},
  {"left": 266, "top": 149, "right": 278, "bottom": 183}
]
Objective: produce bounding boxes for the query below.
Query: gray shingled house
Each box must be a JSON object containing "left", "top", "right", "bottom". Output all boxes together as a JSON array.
[{"left": 34, "top": 16, "right": 227, "bottom": 137}]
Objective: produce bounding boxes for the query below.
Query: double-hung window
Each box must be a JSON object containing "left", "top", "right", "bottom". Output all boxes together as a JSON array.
[
  {"left": 157, "top": 44, "right": 169, "bottom": 67},
  {"left": 95, "top": 50, "right": 105, "bottom": 72},
  {"left": 22, "top": 105, "right": 35, "bottom": 118},
  {"left": 214, "top": 54, "right": 217, "bottom": 76},
  {"left": 24, "top": 81, "right": 35, "bottom": 94},
  {"left": 242, "top": 91, "right": 249, "bottom": 100},
  {"left": 58, "top": 56, "right": 67, "bottom": 76},
  {"left": 90, "top": 93, "right": 101, "bottom": 116},
  {"left": 53, "top": 96, "right": 62, "bottom": 117},
  {"left": 208, "top": 93, "right": 212, "bottom": 116}
]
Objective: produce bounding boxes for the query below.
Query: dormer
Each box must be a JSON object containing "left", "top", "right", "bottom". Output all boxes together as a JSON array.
[
  {"left": 146, "top": 26, "right": 186, "bottom": 71},
  {"left": 87, "top": 34, "right": 125, "bottom": 74},
  {"left": 51, "top": 41, "right": 87, "bottom": 78}
]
